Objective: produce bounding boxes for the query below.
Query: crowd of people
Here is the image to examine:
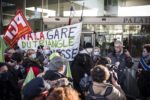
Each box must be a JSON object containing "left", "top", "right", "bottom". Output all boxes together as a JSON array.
[{"left": 0, "top": 40, "right": 150, "bottom": 100}]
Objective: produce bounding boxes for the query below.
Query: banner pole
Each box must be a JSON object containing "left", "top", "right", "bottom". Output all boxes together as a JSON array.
[
  {"left": 24, "top": 0, "right": 26, "bottom": 16},
  {"left": 42, "top": 0, "right": 44, "bottom": 18},
  {"left": 0, "top": 0, "right": 3, "bottom": 35}
]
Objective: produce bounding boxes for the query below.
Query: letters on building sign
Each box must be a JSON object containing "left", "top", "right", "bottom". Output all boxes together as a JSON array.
[{"left": 124, "top": 17, "right": 150, "bottom": 24}]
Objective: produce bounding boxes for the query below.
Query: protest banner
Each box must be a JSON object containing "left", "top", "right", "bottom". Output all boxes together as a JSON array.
[
  {"left": 3, "top": 9, "right": 32, "bottom": 47},
  {"left": 18, "top": 23, "right": 82, "bottom": 61}
]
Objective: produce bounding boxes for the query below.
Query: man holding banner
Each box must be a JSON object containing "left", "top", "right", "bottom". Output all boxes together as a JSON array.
[
  {"left": 0, "top": 9, "right": 33, "bottom": 100},
  {"left": 0, "top": 8, "right": 83, "bottom": 99}
]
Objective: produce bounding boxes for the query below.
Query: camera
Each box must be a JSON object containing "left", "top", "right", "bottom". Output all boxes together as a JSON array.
[
  {"left": 106, "top": 64, "right": 118, "bottom": 83},
  {"left": 106, "top": 64, "right": 118, "bottom": 71}
]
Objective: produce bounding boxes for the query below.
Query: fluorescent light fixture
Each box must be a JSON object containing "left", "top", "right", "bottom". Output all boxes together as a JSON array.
[
  {"left": 118, "top": 5, "right": 150, "bottom": 16},
  {"left": 25, "top": 7, "right": 35, "bottom": 11},
  {"left": 25, "top": 7, "right": 56, "bottom": 17}
]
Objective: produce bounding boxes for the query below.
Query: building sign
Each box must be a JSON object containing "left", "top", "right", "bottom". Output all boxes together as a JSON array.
[
  {"left": 124, "top": 17, "right": 150, "bottom": 24},
  {"left": 43, "top": 17, "right": 150, "bottom": 25}
]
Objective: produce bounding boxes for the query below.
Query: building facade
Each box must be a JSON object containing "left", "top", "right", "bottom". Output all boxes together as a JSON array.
[{"left": 1, "top": 0, "right": 150, "bottom": 56}]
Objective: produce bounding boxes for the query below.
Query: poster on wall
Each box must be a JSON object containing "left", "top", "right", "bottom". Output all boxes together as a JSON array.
[{"left": 18, "top": 23, "right": 82, "bottom": 61}]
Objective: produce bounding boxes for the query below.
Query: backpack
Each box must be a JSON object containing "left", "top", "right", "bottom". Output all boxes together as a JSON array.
[
  {"left": 85, "top": 85, "right": 113, "bottom": 100},
  {"left": 79, "top": 74, "right": 92, "bottom": 92}
]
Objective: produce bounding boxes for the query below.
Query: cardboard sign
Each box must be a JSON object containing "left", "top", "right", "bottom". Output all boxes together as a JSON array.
[{"left": 3, "top": 10, "right": 32, "bottom": 47}]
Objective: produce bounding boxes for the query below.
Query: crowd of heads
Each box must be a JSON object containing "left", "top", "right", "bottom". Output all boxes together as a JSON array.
[
  {"left": 1, "top": 41, "right": 150, "bottom": 100},
  {"left": 0, "top": 41, "right": 126, "bottom": 100},
  {"left": 1, "top": 45, "right": 80, "bottom": 100}
]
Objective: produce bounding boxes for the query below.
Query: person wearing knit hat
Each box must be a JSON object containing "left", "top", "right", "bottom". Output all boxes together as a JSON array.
[
  {"left": 43, "top": 56, "right": 68, "bottom": 81},
  {"left": 22, "top": 77, "right": 51, "bottom": 100},
  {"left": 37, "top": 53, "right": 61, "bottom": 77},
  {"left": 49, "top": 52, "right": 60, "bottom": 60},
  {"left": 48, "top": 56, "right": 67, "bottom": 71}
]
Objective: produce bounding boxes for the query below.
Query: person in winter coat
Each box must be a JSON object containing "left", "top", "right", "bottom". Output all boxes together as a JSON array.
[
  {"left": 137, "top": 44, "right": 150, "bottom": 100},
  {"left": 87, "top": 65, "right": 126, "bottom": 100},
  {"left": 23, "top": 49, "right": 43, "bottom": 76},
  {"left": 108, "top": 41, "right": 133, "bottom": 91}
]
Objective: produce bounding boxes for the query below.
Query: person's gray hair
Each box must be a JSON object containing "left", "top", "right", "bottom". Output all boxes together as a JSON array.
[
  {"left": 114, "top": 41, "right": 124, "bottom": 47},
  {"left": 48, "top": 56, "right": 68, "bottom": 71}
]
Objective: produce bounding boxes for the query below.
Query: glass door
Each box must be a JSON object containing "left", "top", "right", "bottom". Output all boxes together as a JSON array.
[{"left": 81, "top": 32, "right": 95, "bottom": 48}]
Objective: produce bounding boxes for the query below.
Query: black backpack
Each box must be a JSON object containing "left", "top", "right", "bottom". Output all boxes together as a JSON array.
[
  {"left": 85, "top": 85, "right": 113, "bottom": 100},
  {"left": 79, "top": 74, "right": 92, "bottom": 92}
]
